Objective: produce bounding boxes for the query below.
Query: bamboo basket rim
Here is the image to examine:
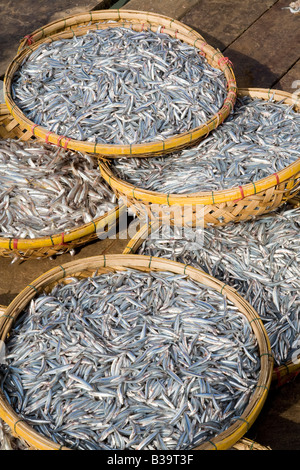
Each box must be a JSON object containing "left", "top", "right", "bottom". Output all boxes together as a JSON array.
[
  {"left": 99, "top": 87, "right": 300, "bottom": 205},
  {"left": 0, "top": 103, "right": 124, "bottom": 252},
  {"left": 0, "top": 254, "right": 273, "bottom": 451},
  {"left": 0, "top": 205, "right": 122, "bottom": 251},
  {"left": 17, "top": 9, "right": 205, "bottom": 52},
  {"left": 4, "top": 10, "right": 237, "bottom": 159},
  {"left": 122, "top": 216, "right": 300, "bottom": 383}
]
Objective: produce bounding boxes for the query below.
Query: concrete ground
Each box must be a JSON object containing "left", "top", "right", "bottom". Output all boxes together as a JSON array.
[{"left": 0, "top": 0, "right": 299, "bottom": 451}]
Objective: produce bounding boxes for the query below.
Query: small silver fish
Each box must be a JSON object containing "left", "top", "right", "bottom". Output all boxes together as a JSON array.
[
  {"left": 0, "top": 139, "right": 117, "bottom": 240},
  {"left": 138, "top": 206, "right": 300, "bottom": 366}
]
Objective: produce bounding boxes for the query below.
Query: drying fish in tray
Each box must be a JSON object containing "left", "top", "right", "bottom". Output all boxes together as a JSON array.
[
  {"left": 137, "top": 206, "right": 300, "bottom": 367},
  {"left": 0, "top": 269, "right": 260, "bottom": 450},
  {"left": 0, "top": 139, "right": 117, "bottom": 240},
  {"left": 113, "top": 95, "right": 300, "bottom": 193},
  {"left": 11, "top": 27, "right": 227, "bottom": 146}
]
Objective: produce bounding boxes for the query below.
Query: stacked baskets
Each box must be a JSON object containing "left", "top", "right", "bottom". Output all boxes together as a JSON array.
[{"left": 0, "top": 8, "right": 299, "bottom": 451}]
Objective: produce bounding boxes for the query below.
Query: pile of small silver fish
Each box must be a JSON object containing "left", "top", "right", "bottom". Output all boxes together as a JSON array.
[
  {"left": 0, "top": 269, "right": 260, "bottom": 450},
  {"left": 113, "top": 96, "right": 300, "bottom": 193},
  {"left": 0, "top": 139, "right": 116, "bottom": 239},
  {"left": 138, "top": 206, "right": 300, "bottom": 367},
  {"left": 11, "top": 27, "right": 227, "bottom": 145}
]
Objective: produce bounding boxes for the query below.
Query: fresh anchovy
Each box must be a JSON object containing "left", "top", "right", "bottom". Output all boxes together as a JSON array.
[
  {"left": 0, "top": 269, "right": 260, "bottom": 450},
  {"left": 12, "top": 27, "right": 227, "bottom": 145},
  {"left": 0, "top": 139, "right": 116, "bottom": 240},
  {"left": 113, "top": 96, "right": 300, "bottom": 193},
  {"left": 138, "top": 206, "right": 300, "bottom": 366}
]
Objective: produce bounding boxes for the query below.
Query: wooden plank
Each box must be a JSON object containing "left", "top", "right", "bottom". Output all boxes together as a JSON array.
[
  {"left": 223, "top": 0, "right": 300, "bottom": 88},
  {"left": 180, "top": 0, "right": 277, "bottom": 51},
  {"left": 0, "top": 0, "right": 114, "bottom": 77},
  {"left": 104, "top": 237, "right": 130, "bottom": 254},
  {"left": 122, "top": 0, "right": 199, "bottom": 20},
  {"left": 274, "top": 59, "right": 300, "bottom": 93},
  {"left": 0, "top": 235, "right": 122, "bottom": 306}
]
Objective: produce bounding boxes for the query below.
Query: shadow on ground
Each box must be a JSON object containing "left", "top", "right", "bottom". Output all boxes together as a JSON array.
[
  {"left": 246, "top": 374, "right": 300, "bottom": 450},
  {"left": 188, "top": 28, "right": 283, "bottom": 89}
]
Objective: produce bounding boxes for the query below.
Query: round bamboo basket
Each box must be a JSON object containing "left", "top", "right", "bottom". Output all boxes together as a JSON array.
[
  {"left": 100, "top": 87, "right": 300, "bottom": 227},
  {"left": 122, "top": 211, "right": 300, "bottom": 384},
  {"left": 17, "top": 9, "right": 205, "bottom": 52},
  {"left": 0, "top": 254, "right": 273, "bottom": 451},
  {"left": 4, "top": 10, "right": 237, "bottom": 159},
  {"left": 0, "top": 103, "right": 123, "bottom": 260},
  {"left": 0, "top": 306, "right": 270, "bottom": 453}
]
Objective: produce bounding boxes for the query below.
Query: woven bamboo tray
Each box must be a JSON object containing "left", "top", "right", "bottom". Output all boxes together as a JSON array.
[
  {"left": 0, "top": 103, "right": 123, "bottom": 260},
  {"left": 17, "top": 9, "right": 205, "bottom": 52},
  {"left": 4, "top": 10, "right": 237, "bottom": 159},
  {"left": 0, "top": 254, "right": 273, "bottom": 451},
  {"left": 100, "top": 87, "right": 300, "bottom": 227},
  {"left": 122, "top": 210, "right": 300, "bottom": 385},
  {"left": 0, "top": 304, "right": 270, "bottom": 452}
]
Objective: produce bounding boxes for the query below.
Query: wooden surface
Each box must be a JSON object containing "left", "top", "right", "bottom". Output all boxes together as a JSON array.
[
  {"left": 0, "top": 0, "right": 299, "bottom": 451},
  {"left": 222, "top": 0, "right": 300, "bottom": 88},
  {"left": 121, "top": 0, "right": 200, "bottom": 19},
  {"left": 179, "top": 0, "right": 278, "bottom": 51}
]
